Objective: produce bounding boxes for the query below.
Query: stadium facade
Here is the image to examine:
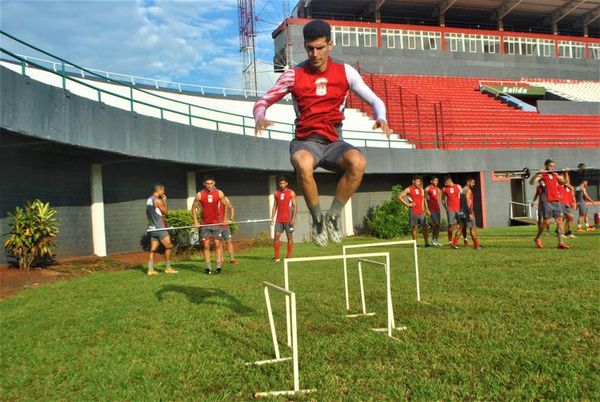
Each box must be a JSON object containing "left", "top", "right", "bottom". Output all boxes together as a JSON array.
[{"left": 1, "top": 1, "right": 599, "bottom": 263}]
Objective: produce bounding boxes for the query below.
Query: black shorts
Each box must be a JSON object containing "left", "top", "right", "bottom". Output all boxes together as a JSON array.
[{"left": 290, "top": 137, "right": 359, "bottom": 172}]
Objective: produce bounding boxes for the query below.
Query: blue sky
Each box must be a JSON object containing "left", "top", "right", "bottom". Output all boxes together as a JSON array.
[{"left": 0, "top": 0, "right": 285, "bottom": 90}]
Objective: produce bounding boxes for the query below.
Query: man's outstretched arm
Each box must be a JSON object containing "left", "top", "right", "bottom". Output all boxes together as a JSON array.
[
  {"left": 344, "top": 64, "right": 390, "bottom": 138},
  {"left": 253, "top": 69, "right": 295, "bottom": 134}
]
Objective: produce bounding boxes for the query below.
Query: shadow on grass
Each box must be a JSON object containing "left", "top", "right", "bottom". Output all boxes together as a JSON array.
[{"left": 156, "top": 285, "right": 255, "bottom": 315}]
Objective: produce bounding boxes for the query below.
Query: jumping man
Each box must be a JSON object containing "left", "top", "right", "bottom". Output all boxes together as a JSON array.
[
  {"left": 530, "top": 159, "right": 570, "bottom": 249},
  {"left": 271, "top": 176, "right": 298, "bottom": 262},
  {"left": 425, "top": 176, "right": 441, "bottom": 246},
  {"left": 254, "top": 19, "right": 390, "bottom": 247},
  {"left": 192, "top": 176, "right": 232, "bottom": 274},
  {"left": 146, "top": 184, "right": 178, "bottom": 276},
  {"left": 398, "top": 175, "right": 430, "bottom": 247}
]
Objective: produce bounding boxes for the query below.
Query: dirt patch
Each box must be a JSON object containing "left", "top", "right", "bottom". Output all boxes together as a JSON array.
[{"left": 0, "top": 239, "right": 257, "bottom": 300}]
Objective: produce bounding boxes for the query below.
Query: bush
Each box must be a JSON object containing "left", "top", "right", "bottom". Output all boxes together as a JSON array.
[
  {"left": 4, "top": 200, "right": 60, "bottom": 270},
  {"left": 364, "top": 185, "right": 411, "bottom": 239}
]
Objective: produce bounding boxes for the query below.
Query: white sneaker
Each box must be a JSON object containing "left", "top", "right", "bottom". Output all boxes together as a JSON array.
[
  {"left": 324, "top": 214, "right": 343, "bottom": 244},
  {"left": 311, "top": 216, "right": 328, "bottom": 247}
]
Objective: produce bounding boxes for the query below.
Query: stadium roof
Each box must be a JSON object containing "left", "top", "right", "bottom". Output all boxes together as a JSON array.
[{"left": 294, "top": 0, "right": 600, "bottom": 36}]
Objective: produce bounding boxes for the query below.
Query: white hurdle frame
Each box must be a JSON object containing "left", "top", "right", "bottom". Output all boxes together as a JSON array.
[
  {"left": 284, "top": 252, "right": 401, "bottom": 340},
  {"left": 342, "top": 240, "right": 421, "bottom": 309},
  {"left": 246, "top": 282, "right": 314, "bottom": 397}
]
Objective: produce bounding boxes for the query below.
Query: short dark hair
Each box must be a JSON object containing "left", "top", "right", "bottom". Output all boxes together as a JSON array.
[
  {"left": 430, "top": 176, "right": 438, "bottom": 181},
  {"left": 277, "top": 176, "right": 288, "bottom": 183},
  {"left": 303, "top": 20, "right": 331, "bottom": 42},
  {"left": 203, "top": 175, "right": 215, "bottom": 182},
  {"left": 466, "top": 176, "right": 475, "bottom": 182},
  {"left": 413, "top": 175, "right": 422, "bottom": 181},
  {"left": 544, "top": 159, "right": 554, "bottom": 168},
  {"left": 153, "top": 183, "right": 164, "bottom": 191},
  {"left": 443, "top": 175, "right": 452, "bottom": 183}
]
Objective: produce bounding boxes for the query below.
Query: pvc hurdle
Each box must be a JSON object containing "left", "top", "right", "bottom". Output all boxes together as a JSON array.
[
  {"left": 246, "top": 282, "right": 314, "bottom": 398},
  {"left": 342, "top": 241, "right": 421, "bottom": 311},
  {"left": 284, "top": 252, "right": 402, "bottom": 340}
]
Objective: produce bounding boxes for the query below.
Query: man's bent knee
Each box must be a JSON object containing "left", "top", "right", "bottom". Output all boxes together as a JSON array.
[
  {"left": 341, "top": 150, "right": 366, "bottom": 173},
  {"left": 291, "top": 151, "right": 315, "bottom": 172}
]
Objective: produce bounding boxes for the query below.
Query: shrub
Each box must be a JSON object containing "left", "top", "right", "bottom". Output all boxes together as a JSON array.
[
  {"left": 364, "top": 185, "right": 411, "bottom": 239},
  {"left": 4, "top": 200, "right": 60, "bottom": 270}
]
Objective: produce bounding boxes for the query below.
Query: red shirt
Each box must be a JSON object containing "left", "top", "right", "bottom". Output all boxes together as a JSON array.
[
  {"left": 408, "top": 185, "right": 424, "bottom": 215},
  {"left": 425, "top": 185, "right": 441, "bottom": 213},
  {"left": 198, "top": 189, "right": 221, "bottom": 224},
  {"left": 443, "top": 184, "right": 462, "bottom": 212},
  {"left": 275, "top": 188, "right": 293, "bottom": 223},
  {"left": 541, "top": 172, "right": 560, "bottom": 202},
  {"left": 561, "top": 185, "right": 574, "bottom": 207}
]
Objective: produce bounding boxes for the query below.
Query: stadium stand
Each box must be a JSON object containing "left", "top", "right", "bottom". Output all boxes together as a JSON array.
[{"left": 522, "top": 78, "right": 600, "bottom": 102}]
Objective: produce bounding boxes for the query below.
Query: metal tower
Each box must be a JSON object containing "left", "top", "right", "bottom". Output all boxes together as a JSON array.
[{"left": 238, "top": 0, "right": 258, "bottom": 95}]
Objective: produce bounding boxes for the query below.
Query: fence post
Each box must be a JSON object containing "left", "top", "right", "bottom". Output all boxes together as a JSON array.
[
  {"left": 433, "top": 104, "right": 439, "bottom": 149},
  {"left": 188, "top": 104, "right": 192, "bottom": 125},
  {"left": 21, "top": 60, "right": 26, "bottom": 75},
  {"left": 415, "top": 95, "right": 422, "bottom": 148},
  {"left": 61, "top": 61, "right": 66, "bottom": 90},
  {"left": 130, "top": 87, "right": 134, "bottom": 112},
  {"left": 399, "top": 87, "right": 406, "bottom": 135}
]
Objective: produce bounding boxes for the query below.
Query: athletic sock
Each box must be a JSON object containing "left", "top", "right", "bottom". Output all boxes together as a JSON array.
[
  {"left": 286, "top": 242, "right": 293, "bottom": 258},
  {"left": 328, "top": 198, "right": 345, "bottom": 219},
  {"left": 206, "top": 262, "right": 212, "bottom": 269},
  {"left": 447, "top": 228, "right": 452, "bottom": 242},
  {"left": 308, "top": 204, "right": 322, "bottom": 222},
  {"left": 229, "top": 253, "right": 235, "bottom": 260},
  {"left": 473, "top": 237, "right": 480, "bottom": 247},
  {"left": 274, "top": 239, "right": 280, "bottom": 259},
  {"left": 165, "top": 261, "right": 171, "bottom": 269},
  {"left": 148, "top": 261, "right": 154, "bottom": 270}
]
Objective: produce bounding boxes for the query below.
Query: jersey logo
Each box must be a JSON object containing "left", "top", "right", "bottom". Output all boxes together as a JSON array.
[
  {"left": 315, "top": 77, "right": 328, "bottom": 96},
  {"left": 415, "top": 189, "right": 419, "bottom": 195},
  {"left": 208, "top": 195, "right": 213, "bottom": 203},
  {"left": 450, "top": 188, "right": 454, "bottom": 194},
  {"left": 280, "top": 193, "right": 285, "bottom": 200}
]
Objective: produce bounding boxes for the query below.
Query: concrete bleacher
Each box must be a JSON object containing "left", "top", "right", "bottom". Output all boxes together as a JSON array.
[
  {"left": 0, "top": 60, "right": 414, "bottom": 149},
  {"left": 522, "top": 79, "right": 600, "bottom": 102},
  {"left": 350, "top": 74, "right": 600, "bottom": 149}
]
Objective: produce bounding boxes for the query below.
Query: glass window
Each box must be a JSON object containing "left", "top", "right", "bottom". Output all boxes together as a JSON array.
[
  {"left": 387, "top": 32, "right": 395, "bottom": 48},
  {"left": 408, "top": 31, "right": 417, "bottom": 50},
  {"left": 590, "top": 44, "right": 600, "bottom": 60}
]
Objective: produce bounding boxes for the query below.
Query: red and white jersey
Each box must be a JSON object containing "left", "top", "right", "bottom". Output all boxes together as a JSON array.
[
  {"left": 275, "top": 188, "right": 293, "bottom": 223},
  {"left": 541, "top": 172, "right": 560, "bottom": 202},
  {"left": 425, "top": 185, "right": 441, "bottom": 213},
  {"left": 408, "top": 185, "right": 424, "bottom": 215},
  {"left": 561, "top": 185, "right": 574, "bottom": 207},
  {"left": 443, "top": 184, "right": 462, "bottom": 212},
  {"left": 198, "top": 189, "right": 221, "bottom": 225},
  {"left": 253, "top": 58, "right": 386, "bottom": 142}
]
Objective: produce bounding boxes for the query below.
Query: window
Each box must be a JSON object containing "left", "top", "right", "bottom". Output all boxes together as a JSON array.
[
  {"left": 539, "top": 39, "right": 554, "bottom": 57},
  {"left": 408, "top": 31, "right": 417, "bottom": 50},
  {"left": 590, "top": 43, "right": 600, "bottom": 60}
]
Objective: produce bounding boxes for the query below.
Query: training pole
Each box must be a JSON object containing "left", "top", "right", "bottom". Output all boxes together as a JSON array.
[{"left": 146, "top": 218, "right": 271, "bottom": 232}]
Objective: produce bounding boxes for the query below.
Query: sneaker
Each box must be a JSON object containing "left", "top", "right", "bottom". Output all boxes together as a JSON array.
[
  {"left": 229, "top": 258, "right": 239, "bottom": 264},
  {"left": 164, "top": 267, "right": 178, "bottom": 274},
  {"left": 558, "top": 243, "right": 571, "bottom": 250},
  {"left": 324, "top": 213, "right": 343, "bottom": 244},
  {"left": 474, "top": 245, "right": 483, "bottom": 249},
  {"left": 586, "top": 227, "right": 595, "bottom": 232},
  {"left": 535, "top": 239, "right": 543, "bottom": 249},
  {"left": 215, "top": 267, "right": 222, "bottom": 274},
  {"left": 463, "top": 240, "right": 469, "bottom": 246},
  {"left": 204, "top": 268, "right": 212, "bottom": 275},
  {"left": 424, "top": 243, "right": 432, "bottom": 248},
  {"left": 568, "top": 234, "right": 576, "bottom": 238},
  {"left": 576, "top": 228, "right": 584, "bottom": 232},
  {"left": 311, "top": 215, "right": 328, "bottom": 247},
  {"left": 147, "top": 269, "right": 159, "bottom": 276},
  {"left": 451, "top": 245, "right": 460, "bottom": 249},
  {"left": 272, "top": 258, "right": 281, "bottom": 263}
]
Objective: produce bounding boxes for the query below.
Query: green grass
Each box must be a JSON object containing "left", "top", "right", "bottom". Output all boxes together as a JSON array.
[{"left": 1, "top": 227, "right": 599, "bottom": 400}]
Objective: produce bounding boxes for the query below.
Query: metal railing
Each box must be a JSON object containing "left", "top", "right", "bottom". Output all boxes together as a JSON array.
[{"left": 0, "top": 31, "right": 413, "bottom": 148}]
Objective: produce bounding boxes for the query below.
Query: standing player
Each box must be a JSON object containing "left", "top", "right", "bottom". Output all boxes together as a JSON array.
[
  {"left": 529, "top": 159, "right": 570, "bottom": 249},
  {"left": 398, "top": 176, "right": 430, "bottom": 247},
  {"left": 454, "top": 177, "right": 481, "bottom": 249},
  {"left": 575, "top": 178, "right": 598, "bottom": 232},
  {"left": 442, "top": 176, "right": 462, "bottom": 247},
  {"left": 425, "top": 176, "right": 442, "bottom": 246},
  {"left": 219, "top": 196, "right": 238, "bottom": 265},
  {"left": 254, "top": 19, "right": 390, "bottom": 247},
  {"left": 560, "top": 172, "right": 576, "bottom": 238},
  {"left": 271, "top": 176, "right": 298, "bottom": 262},
  {"left": 192, "top": 176, "right": 231, "bottom": 274},
  {"left": 146, "top": 184, "right": 177, "bottom": 276}
]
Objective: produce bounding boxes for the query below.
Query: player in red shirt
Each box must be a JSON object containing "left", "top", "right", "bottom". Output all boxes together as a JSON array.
[
  {"left": 191, "top": 175, "right": 232, "bottom": 274},
  {"left": 530, "top": 159, "right": 569, "bottom": 249},
  {"left": 254, "top": 20, "right": 390, "bottom": 248},
  {"left": 270, "top": 176, "right": 298, "bottom": 262},
  {"left": 442, "top": 176, "right": 462, "bottom": 247},
  {"left": 399, "top": 176, "right": 430, "bottom": 246},
  {"left": 425, "top": 176, "right": 442, "bottom": 246}
]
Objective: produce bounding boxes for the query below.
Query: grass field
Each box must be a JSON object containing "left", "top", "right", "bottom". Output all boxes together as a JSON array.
[{"left": 1, "top": 226, "right": 599, "bottom": 400}]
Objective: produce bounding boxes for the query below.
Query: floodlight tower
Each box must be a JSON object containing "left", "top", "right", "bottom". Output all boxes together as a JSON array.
[{"left": 238, "top": 0, "right": 258, "bottom": 94}]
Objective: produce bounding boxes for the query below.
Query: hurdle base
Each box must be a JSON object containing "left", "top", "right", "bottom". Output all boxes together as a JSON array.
[
  {"left": 255, "top": 389, "right": 315, "bottom": 398},
  {"left": 371, "top": 326, "right": 408, "bottom": 332},
  {"left": 245, "top": 357, "right": 292, "bottom": 366},
  {"left": 345, "top": 312, "right": 376, "bottom": 318}
]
